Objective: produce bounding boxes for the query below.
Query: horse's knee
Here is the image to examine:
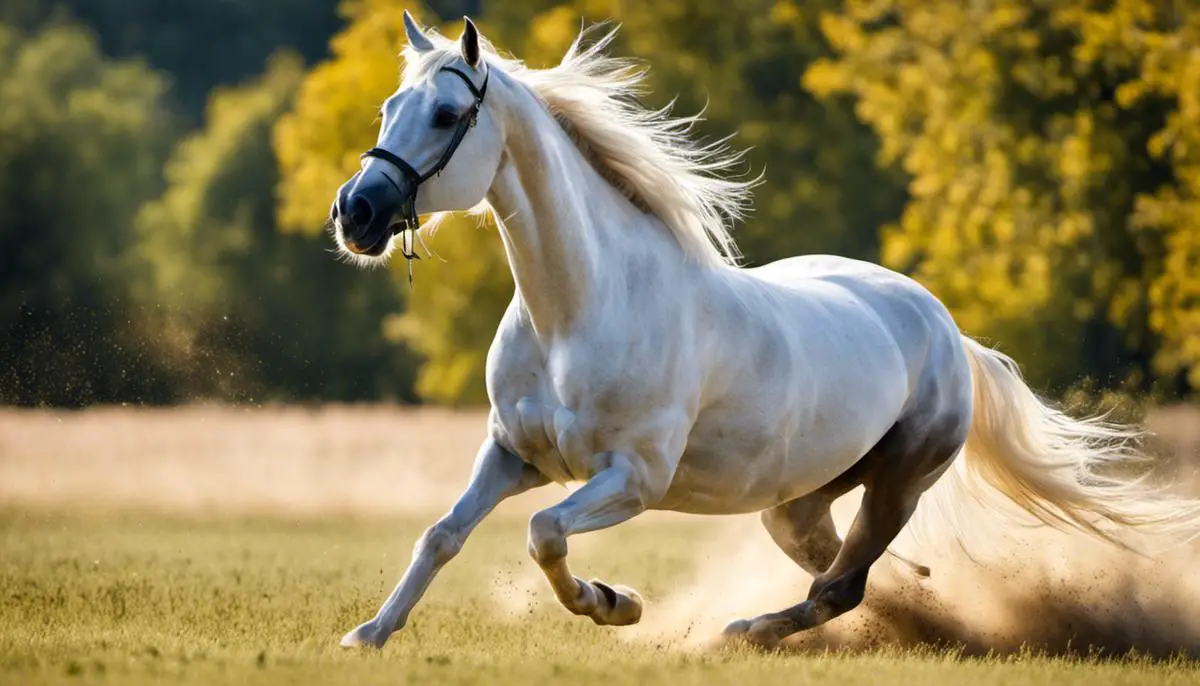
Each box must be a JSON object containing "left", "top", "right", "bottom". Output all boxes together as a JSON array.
[
  {"left": 418, "top": 521, "right": 463, "bottom": 567},
  {"left": 527, "top": 509, "right": 566, "bottom": 565}
]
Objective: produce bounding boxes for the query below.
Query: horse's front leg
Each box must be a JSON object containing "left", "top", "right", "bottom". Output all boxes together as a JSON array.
[
  {"left": 341, "top": 438, "right": 546, "bottom": 649},
  {"left": 527, "top": 452, "right": 655, "bottom": 626}
]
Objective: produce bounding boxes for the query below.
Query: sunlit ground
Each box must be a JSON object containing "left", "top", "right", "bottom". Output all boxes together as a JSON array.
[{"left": 1, "top": 406, "right": 1199, "bottom": 685}]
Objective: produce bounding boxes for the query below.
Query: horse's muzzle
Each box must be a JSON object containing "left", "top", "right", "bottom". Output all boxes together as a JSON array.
[{"left": 331, "top": 170, "right": 414, "bottom": 256}]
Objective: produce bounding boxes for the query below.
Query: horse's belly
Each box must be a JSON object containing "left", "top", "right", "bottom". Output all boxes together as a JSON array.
[
  {"left": 654, "top": 417, "right": 869, "bottom": 515},
  {"left": 657, "top": 361, "right": 907, "bottom": 515}
]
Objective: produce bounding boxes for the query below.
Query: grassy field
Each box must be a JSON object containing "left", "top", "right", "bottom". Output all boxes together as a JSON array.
[{"left": 2, "top": 406, "right": 1200, "bottom": 685}]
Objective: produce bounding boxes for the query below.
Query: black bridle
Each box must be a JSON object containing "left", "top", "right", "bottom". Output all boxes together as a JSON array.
[{"left": 360, "top": 65, "right": 489, "bottom": 285}]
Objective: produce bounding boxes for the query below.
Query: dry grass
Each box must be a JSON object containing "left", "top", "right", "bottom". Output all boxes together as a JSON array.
[
  {"left": 2, "top": 404, "right": 1199, "bottom": 685},
  {"left": 9, "top": 510, "right": 1200, "bottom": 686},
  {"left": 0, "top": 404, "right": 565, "bottom": 516},
  {"left": 2, "top": 403, "right": 1195, "bottom": 518}
]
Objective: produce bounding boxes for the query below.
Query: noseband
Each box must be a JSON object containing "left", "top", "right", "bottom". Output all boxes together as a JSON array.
[{"left": 360, "top": 65, "right": 489, "bottom": 285}]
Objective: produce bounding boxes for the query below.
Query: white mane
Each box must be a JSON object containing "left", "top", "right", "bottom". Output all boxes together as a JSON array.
[{"left": 403, "top": 25, "right": 756, "bottom": 267}]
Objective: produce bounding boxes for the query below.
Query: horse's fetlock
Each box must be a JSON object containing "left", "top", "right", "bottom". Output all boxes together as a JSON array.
[
  {"left": 569, "top": 580, "right": 599, "bottom": 615},
  {"left": 813, "top": 575, "right": 866, "bottom": 613}
]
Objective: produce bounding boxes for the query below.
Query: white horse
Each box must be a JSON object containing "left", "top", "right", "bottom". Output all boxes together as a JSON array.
[{"left": 329, "top": 14, "right": 1200, "bottom": 649}]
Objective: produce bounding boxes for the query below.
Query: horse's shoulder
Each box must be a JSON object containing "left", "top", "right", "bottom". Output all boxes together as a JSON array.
[{"left": 487, "top": 298, "right": 544, "bottom": 383}]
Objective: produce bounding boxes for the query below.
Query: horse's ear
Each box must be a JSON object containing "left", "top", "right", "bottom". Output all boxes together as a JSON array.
[
  {"left": 460, "top": 16, "right": 481, "bottom": 67},
  {"left": 403, "top": 9, "right": 434, "bottom": 53}
]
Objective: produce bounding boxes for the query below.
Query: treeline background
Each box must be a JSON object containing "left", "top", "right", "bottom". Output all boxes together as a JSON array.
[{"left": 2, "top": 0, "right": 1197, "bottom": 408}]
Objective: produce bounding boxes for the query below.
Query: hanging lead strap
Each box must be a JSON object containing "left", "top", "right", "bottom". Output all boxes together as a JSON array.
[{"left": 401, "top": 227, "right": 420, "bottom": 289}]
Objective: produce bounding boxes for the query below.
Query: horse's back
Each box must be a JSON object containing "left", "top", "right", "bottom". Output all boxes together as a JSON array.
[
  {"left": 748, "top": 254, "right": 882, "bottom": 282},
  {"left": 747, "top": 254, "right": 964, "bottom": 390},
  {"left": 749, "top": 254, "right": 939, "bottom": 308}
]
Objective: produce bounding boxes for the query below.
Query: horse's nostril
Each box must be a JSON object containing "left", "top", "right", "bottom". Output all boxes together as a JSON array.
[
  {"left": 330, "top": 200, "right": 340, "bottom": 222},
  {"left": 347, "top": 195, "right": 374, "bottom": 229}
]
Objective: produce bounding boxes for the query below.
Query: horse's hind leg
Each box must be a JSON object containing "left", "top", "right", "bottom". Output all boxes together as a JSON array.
[
  {"left": 760, "top": 494, "right": 841, "bottom": 577},
  {"left": 759, "top": 467, "right": 931, "bottom": 584},
  {"left": 758, "top": 463, "right": 865, "bottom": 577},
  {"left": 725, "top": 418, "right": 964, "bottom": 648}
]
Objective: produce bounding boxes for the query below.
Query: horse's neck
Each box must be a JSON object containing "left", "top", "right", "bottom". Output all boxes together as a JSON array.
[{"left": 487, "top": 88, "right": 670, "bottom": 340}]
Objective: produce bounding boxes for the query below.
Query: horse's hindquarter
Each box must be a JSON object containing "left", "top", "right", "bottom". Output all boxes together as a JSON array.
[{"left": 659, "top": 256, "right": 959, "bottom": 515}]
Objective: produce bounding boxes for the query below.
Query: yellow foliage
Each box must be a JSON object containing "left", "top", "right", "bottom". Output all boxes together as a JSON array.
[
  {"left": 811, "top": 0, "right": 1200, "bottom": 393},
  {"left": 383, "top": 221, "right": 514, "bottom": 405}
]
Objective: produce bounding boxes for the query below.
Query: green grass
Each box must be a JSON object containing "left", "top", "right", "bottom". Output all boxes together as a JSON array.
[{"left": 2, "top": 509, "right": 1197, "bottom": 685}]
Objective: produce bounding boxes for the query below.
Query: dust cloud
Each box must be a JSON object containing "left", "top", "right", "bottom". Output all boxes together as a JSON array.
[{"left": 627, "top": 487, "right": 1200, "bottom": 658}]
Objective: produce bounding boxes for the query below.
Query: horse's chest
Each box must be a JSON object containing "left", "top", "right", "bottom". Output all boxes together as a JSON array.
[
  {"left": 491, "top": 396, "right": 597, "bottom": 483},
  {"left": 487, "top": 315, "right": 675, "bottom": 483}
]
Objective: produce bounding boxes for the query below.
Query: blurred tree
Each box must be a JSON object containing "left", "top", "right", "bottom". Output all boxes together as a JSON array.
[
  {"left": 383, "top": 221, "right": 514, "bottom": 405},
  {"left": 0, "top": 21, "right": 175, "bottom": 405},
  {"left": 0, "top": 0, "right": 344, "bottom": 121},
  {"left": 807, "top": 0, "right": 1200, "bottom": 396},
  {"left": 7, "top": 0, "right": 1195, "bottom": 406},
  {"left": 135, "top": 53, "right": 415, "bottom": 402},
  {"left": 278, "top": 0, "right": 905, "bottom": 404},
  {"left": 572, "top": 0, "right": 907, "bottom": 264},
  {"left": 1125, "top": 7, "right": 1200, "bottom": 391}
]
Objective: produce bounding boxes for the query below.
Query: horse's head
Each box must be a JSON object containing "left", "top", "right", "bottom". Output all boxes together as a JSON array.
[{"left": 331, "top": 12, "right": 503, "bottom": 263}]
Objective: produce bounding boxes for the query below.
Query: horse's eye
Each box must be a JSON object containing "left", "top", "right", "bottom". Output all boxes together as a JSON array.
[{"left": 432, "top": 106, "right": 460, "bottom": 129}]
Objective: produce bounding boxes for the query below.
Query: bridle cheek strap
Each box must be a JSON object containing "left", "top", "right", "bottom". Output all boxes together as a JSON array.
[{"left": 360, "top": 65, "right": 489, "bottom": 286}]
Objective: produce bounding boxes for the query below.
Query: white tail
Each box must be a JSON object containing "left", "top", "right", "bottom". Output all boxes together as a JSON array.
[{"left": 913, "top": 336, "right": 1200, "bottom": 554}]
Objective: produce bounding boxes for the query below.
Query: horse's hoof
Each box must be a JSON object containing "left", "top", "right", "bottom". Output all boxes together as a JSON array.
[
  {"left": 746, "top": 620, "right": 783, "bottom": 649},
  {"left": 339, "top": 620, "right": 390, "bottom": 649},
  {"left": 589, "top": 580, "right": 643, "bottom": 626},
  {"left": 721, "top": 617, "right": 782, "bottom": 650},
  {"left": 722, "top": 618, "right": 753, "bottom": 636}
]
